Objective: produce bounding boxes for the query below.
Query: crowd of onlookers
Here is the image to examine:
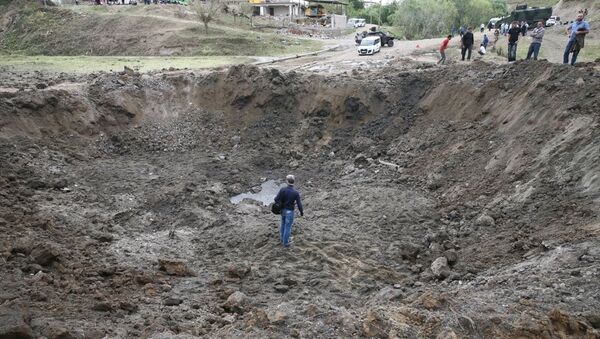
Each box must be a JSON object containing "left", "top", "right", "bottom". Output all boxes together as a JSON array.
[{"left": 438, "top": 9, "right": 591, "bottom": 66}]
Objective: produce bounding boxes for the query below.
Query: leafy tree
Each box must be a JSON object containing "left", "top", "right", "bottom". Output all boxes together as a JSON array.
[
  {"left": 393, "top": 0, "right": 457, "bottom": 39},
  {"left": 491, "top": 0, "right": 507, "bottom": 16},
  {"left": 392, "top": 0, "right": 505, "bottom": 38},
  {"left": 191, "top": 0, "right": 223, "bottom": 34},
  {"left": 348, "top": 0, "right": 364, "bottom": 10},
  {"left": 451, "top": 0, "right": 503, "bottom": 27},
  {"left": 239, "top": 2, "right": 255, "bottom": 26}
]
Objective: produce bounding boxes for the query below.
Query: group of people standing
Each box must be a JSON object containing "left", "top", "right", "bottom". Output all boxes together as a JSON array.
[
  {"left": 499, "top": 21, "right": 529, "bottom": 36},
  {"left": 506, "top": 21, "right": 543, "bottom": 62},
  {"left": 440, "top": 26, "right": 488, "bottom": 63},
  {"left": 439, "top": 11, "right": 590, "bottom": 66}
]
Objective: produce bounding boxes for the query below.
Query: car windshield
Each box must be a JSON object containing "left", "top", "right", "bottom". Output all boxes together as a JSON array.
[{"left": 360, "top": 39, "right": 375, "bottom": 46}]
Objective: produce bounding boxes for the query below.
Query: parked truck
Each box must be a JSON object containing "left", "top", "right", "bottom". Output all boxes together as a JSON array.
[{"left": 496, "top": 4, "right": 552, "bottom": 27}]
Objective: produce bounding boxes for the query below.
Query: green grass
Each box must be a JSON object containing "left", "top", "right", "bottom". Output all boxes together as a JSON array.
[
  {"left": 501, "top": 41, "right": 600, "bottom": 62},
  {"left": 577, "top": 43, "right": 600, "bottom": 62},
  {"left": 0, "top": 55, "right": 254, "bottom": 73},
  {"left": 515, "top": 43, "right": 532, "bottom": 59},
  {"left": 0, "top": 4, "right": 324, "bottom": 57}
]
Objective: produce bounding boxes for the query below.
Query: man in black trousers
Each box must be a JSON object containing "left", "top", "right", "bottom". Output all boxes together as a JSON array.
[{"left": 461, "top": 27, "right": 474, "bottom": 61}]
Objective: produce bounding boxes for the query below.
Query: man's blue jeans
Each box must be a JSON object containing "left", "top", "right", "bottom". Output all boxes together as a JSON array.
[
  {"left": 526, "top": 42, "right": 541, "bottom": 60},
  {"left": 508, "top": 42, "right": 517, "bottom": 61},
  {"left": 563, "top": 39, "right": 580, "bottom": 65},
  {"left": 280, "top": 209, "right": 294, "bottom": 247}
]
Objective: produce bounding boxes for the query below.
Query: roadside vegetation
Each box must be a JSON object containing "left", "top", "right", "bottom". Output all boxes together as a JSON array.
[{"left": 348, "top": 0, "right": 563, "bottom": 40}]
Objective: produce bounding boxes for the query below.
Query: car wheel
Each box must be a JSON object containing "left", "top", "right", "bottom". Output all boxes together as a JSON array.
[{"left": 387, "top": 40, "right": 394, "bottom": 47}]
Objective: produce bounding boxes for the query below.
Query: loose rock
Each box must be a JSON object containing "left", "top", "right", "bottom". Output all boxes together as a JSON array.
[
  {"left": 362, "top": 309, "right": 390, "bottom": 338},
  {"left": 475, "top": 214, "right": 495, "bottom": 227},
  {"left": 158, "top": 259, "right": 195, "bottom": 277},
  {"left": 30, "top": 243, "right": 61, "bottom": 266},
  {"left": 431, "top": 257, "right": 450, "bottom": 279},
  {"left": 164, "top": 298, "right": 183, "bottom": 306},
  {"left": 223, "top": 291, "right": 247, "bottom": 314}
]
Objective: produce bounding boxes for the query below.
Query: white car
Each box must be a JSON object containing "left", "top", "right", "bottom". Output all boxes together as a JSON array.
[
  {"left": 546, "top": 16, "right": 561, "bottom": 27},
  {"left": 358, "top": 36, "right": 381, "bottom": 55},
  {"left": 348, "top": 18, "right": 366, "bottom": 28}
]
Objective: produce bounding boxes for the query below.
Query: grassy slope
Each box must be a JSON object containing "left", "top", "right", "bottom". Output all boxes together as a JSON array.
[
  {"left": 0, "top": 3, "right": 323, "bottom": 56},
  {"left": 513, "top": 41, "right": 600, "bottom": 61},
  {"left": 0, "top": 55, "right": 254, "bottom": 73}
]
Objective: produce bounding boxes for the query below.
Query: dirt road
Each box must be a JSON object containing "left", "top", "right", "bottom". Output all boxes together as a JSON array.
[
  {"left": 274, "top": 28, "right": 444, "bottom": 73},
  {"left": 274, "top": 25, "right": 599, "bottom": 74}
]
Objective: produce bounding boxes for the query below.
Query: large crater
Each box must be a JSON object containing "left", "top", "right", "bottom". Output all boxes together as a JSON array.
[{"left": 0, "top": 62, "right": 599, "bottom": 338}]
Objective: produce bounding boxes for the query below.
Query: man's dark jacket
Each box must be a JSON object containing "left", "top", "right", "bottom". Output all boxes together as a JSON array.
[
  {"left": 275, "top": 185, "right": 304, "bottom": 216},
  {"left": 462, "top": 32, "right": 474, "bottom": 47}
]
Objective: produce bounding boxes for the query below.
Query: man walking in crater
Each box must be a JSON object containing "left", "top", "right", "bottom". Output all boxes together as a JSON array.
[{"left": 274, "top": 175, "right": 304, "bottom": 248}]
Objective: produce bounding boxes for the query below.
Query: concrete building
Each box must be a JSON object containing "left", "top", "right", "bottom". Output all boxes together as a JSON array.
[{"left": 249, "top": 0, "right": 308, "bottom": 17}]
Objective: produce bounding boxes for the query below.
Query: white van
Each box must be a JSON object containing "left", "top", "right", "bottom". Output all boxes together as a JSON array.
[
  {"left": 348, "top": 18, "right": 366, "bottom": 28},
  {"left": 488, "top": 17, "right": 502, "bottom": 28},
  {"left": 358, "top": 36, "right": 381, "bottom": 55},
  {"left": 546, "top": 16, "right": 561, "bottom": 26}
]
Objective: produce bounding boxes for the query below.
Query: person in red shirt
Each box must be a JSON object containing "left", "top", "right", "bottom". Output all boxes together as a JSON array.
[{"left": 438, "top": 35, "right": 452, "bottom": 65}]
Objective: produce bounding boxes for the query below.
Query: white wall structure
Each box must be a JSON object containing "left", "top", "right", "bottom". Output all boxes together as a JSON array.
[
  {"left": 250, "top": 0, "right": 308, "bottom": 17},
  {"left": 330, "top": 14, "right": 347, "bottom": 28}
]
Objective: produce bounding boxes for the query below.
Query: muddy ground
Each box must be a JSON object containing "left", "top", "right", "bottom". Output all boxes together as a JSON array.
[{"left": 0, "top": 61, "right": 599, "bottom": 338}]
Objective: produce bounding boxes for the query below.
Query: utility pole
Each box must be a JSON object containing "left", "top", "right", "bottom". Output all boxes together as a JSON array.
[{"left": 378, "top": 0, "right": 381, "bottom": 26}]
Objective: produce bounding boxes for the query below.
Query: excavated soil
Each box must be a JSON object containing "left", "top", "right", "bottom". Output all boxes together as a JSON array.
[{"left": 1, "top": 61, "right": 599, "bottom": 338}]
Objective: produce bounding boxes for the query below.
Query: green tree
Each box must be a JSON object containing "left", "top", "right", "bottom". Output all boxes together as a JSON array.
[
  {"left": 239, "top": 2, "right": 255, "bottom": 26},
  {"left": 491, "top": 0, "right": 507, "bottom": 16},
  {"left": 451, "top": 0, "right": 498, "bottom": 27},
  {"left": 393, "top": 0, "right": 457, "bottom": 39},
  {"left": 348, "top": 0, "right": 364, "bottom": 10}
]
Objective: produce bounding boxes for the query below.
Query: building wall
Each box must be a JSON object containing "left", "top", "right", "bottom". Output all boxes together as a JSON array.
[
  {"left": 331, "top": 14, "right": 347, "bottom": 28},
  {"left": 273, "top": 5, "right": 290, "bottom": 16},
  {"left": 257, "top": 5, "right": 301, "bottom": 17}
]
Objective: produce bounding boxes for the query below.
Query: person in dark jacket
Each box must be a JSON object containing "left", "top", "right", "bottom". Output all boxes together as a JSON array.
[
  {"left": 507, "top": 21, "right": 521, "bottom": 62},
  {"left": 521, "top": 21, "right": 528, "bottom": 36},
  {"left": 481, "top": 34, "right": 489, "bottom": 48},
  {"left": 274, "top": 175, "right": 304, "bottom": 248},
  {"left": 461, "top": 27, "right": 474, "bottom": 61}
]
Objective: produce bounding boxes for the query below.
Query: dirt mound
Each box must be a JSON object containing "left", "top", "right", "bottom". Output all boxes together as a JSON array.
[{"left": 1, "top": 62, "right": 599, "bottom": 338}]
